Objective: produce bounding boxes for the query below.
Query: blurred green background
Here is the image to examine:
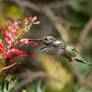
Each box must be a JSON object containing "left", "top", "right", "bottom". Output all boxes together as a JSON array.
[{"left": 0, "top": 0, "right": 92, "bottom": 92}]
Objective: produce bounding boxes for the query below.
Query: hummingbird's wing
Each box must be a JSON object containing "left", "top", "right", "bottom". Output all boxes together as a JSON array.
[
  {"left": 40, "top": 44, "right": 65, "bottom": 56},
  {"left": 40, "top": 45, "right": 57, "bottom": 55},
  {"left": 40, "top": 40, "right": 65, "bottom": 56}
]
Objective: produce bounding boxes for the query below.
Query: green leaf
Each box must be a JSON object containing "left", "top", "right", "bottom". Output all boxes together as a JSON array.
[{"left": 0, "top": 75, "right": 19, "bottom": 92}]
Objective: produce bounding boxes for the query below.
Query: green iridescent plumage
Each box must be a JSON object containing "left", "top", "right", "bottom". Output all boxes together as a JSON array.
[{"left": 65, "top": 45, "right": 88, "bottom": 64}]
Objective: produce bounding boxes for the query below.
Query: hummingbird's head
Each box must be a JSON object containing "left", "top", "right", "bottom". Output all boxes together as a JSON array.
[
  {"left": 42, "top": 36, "right": 56, "bottom": 41},
  {"left": 30, "top": 36, "right": 56, "bottom": 45},
  {"left": 40, "top": 36, "right": 56, "bottom": 44}
]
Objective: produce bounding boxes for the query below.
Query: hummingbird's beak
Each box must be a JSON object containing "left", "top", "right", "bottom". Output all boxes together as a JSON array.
[{"left": 29, "top": 39, "right": 42, "bottom": 42}]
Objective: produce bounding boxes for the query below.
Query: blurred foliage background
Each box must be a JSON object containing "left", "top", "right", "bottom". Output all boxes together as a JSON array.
[{"left": 0, "top": 0, "right": 92, "bottom": 92}]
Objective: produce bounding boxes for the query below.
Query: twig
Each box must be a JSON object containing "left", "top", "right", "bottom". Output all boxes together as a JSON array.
[
  {"left": 0, "top": 62, "right": 17, "bottom": 72},
  {"left": 15, "top": 71, "right": 46, "bottom": 90},
  {"left": 13, "top": 0, "right": 88, "bottom": 11},
  {"left": 13, "top": 0, "right": 83, "bottom": 27},
  {"left": 13, "top": 70, "right": 64, "bottom": 91},
  {"left": 0, "top": 0, "right": 2, "bottom": 3},
  {"left": 41, "top": 6, "right": 69, "bottom": 42},
  {"left": 77, "top": 18, "right": 92, "bottom": 51},
  {"left": 13, "top": 0, "right": 42, "bottom": 13},
  {"left": 40, "top": 0, "right": 88, "bottom": 9}
]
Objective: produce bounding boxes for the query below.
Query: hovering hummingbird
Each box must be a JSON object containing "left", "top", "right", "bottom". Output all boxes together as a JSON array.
[{"left": 29, "top": 36, "right": 92, "bottom": 66}]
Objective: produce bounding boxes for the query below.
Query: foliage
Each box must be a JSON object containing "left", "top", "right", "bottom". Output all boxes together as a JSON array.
[{"left": 0, "top": 75, "right": 18, "bottom": 92}]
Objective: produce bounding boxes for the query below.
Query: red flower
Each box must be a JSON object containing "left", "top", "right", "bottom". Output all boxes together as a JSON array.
[{"left": 0, "top": 16, "right": 40, "bottom": 62}]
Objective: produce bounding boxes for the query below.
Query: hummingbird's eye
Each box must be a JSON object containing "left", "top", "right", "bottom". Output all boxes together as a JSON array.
[{"left": 45, "top": 38, "right": 48, "bottom": 40}]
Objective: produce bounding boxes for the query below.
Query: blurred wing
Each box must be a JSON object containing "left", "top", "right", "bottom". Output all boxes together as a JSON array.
[{"left": 40, "top": 45, "right": 64, "bottom": 56}]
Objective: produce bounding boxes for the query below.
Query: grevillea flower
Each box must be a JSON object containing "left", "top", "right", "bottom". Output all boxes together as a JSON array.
[{"left": 0, "top": 16, "right": 40, "bottom": 62}]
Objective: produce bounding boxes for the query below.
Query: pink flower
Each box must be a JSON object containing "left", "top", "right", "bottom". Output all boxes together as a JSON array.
[
  {"left": 0, "top": 16, "right": 39, "bottom": 62},
  {"left": 20, "top": 39, "right": 29, "bottom": 44},
  {"left": 0, "top": 39, "right": 4, "bottom": 49}
]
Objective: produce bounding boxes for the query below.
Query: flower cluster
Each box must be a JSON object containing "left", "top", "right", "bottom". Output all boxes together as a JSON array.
[{"left": 0, "top": 16, "right": 40, "bottom": 62}]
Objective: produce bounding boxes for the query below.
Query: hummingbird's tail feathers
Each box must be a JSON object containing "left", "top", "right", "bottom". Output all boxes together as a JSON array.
[
  {"left": 74, "top": 57, "right": 92, "bottom": 66},
  {"left": 74, "top": 57, "right": 88, "bottom": 64},
  {"left": 87, "top": 63, "right": 92, "bottom": 66}
]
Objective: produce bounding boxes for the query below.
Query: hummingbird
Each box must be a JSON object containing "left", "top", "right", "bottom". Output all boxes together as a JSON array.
[{"left": 29, "top": 36, "right": 92, "bottom": 66}]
